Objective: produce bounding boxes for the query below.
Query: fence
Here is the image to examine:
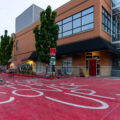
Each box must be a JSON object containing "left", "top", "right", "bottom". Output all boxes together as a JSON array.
[
  {"left": 1, "top": 65, "right": 120, "bottom": 77},
  {"left": 55, "top": 66, "right": 113, "bottom": 77}
]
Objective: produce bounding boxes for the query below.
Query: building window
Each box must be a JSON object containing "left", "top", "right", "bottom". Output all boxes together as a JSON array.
[
  {"left": 112, "top": 20, "right": 118, "bottom": 41},
  {"left": 63, "top": 16, "right": 72, "bottom": 24},
  {"left": 102, "top": 7, "right": 111, "bottom": 35},
  {"left": 73, "top": 12, "right": 81, "bottom": 19},
  {"left": 16, "top": 40, "right": 19, "bottom": 51},
  {"left": 82, "top": 13, "right": 94, "bottom": 26},
  {"left": 56, "top": 6, "right": 94, "bottom": 39},
  {"left": 36, "top": 62, "right": 43, "bottom": 73},
  {"left": 112, "top": 5, "right": 120, "bottom": 42},
  {"left": 73, "top": 18, "right": 81, "bottom": 29},
  {"left": 112, "top": 55, "right": 120, "bottom": 70},
  {"left": 63, "top": 21, "right": 72, "bottom": 32},
  {"left": 63, "top": 30, "right": 72, "bottom": 37},
  {"left": 62, "top": 58, "right": 72, "bottom": 74},
  {"left": 112, "top": 0, "right": 120, "bottom": 7}
]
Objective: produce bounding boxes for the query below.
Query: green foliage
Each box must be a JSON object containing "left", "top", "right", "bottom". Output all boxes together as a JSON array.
[
  {"left": 33, "top": 5, "right": 59, "bottom": 64},
  {"left": 0, "top": 30, "right": 14, "bottom": 65}
]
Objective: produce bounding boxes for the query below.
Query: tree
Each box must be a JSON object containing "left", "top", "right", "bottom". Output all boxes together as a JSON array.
[
  {"left": 33, "top": 5, "right": 59, "bottom": 64},
  {"left": 0, "top": 30, "right": 14, "bottom": 66}
]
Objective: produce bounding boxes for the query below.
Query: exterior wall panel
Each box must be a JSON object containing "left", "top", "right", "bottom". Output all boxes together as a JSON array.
[
  {"left": 16, "top": 5, "right": 33, "bottom": 33},
  {"left": 16, "top": 4, "right": 43, "bottom": 33}
]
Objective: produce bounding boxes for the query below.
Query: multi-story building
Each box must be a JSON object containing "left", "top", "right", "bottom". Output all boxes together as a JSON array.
[
  {"left": 12, "top": 0, "right": 120, "bottom": 77},
  {"left": 111, "top": 0, "right": 120, "bottom": 76}
]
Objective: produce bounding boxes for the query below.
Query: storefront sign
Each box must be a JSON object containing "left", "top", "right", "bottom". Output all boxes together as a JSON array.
[
  {"left": 50, "top": 57, "right": 56, "bottom": 65},
  {"left": 20, "top": 64, "right": 32, "bottom": 71},
  {"left": 50, "top": 48, "right": 56, "bottom": 56}
]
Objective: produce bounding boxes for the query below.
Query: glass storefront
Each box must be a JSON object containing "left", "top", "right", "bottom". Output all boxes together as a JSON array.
[{"left": 112, "top": 1, "right": 120, "bottom": 76}]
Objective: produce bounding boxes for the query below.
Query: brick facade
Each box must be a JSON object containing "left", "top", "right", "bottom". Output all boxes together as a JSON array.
[{"left": 12, "top": 0, "right": 113, "bottom": 76}]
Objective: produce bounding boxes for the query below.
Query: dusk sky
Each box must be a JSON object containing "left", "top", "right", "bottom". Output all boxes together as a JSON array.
[{"left": 0, "top": 0, "right": 70, "bottom": 36}]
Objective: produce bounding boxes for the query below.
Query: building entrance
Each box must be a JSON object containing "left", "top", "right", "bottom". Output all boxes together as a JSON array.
[
  {"left": 89, "top": 59, "right": 97, "bottom": 76},
  {"left": 86, "top": 52, "right": 100, "bottom": 76}
]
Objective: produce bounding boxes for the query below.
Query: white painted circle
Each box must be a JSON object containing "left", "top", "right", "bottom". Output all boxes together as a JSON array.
[
  {"left": 46, "top": 93, "right": 109, "bottom": 110},
  {"left": 12, "top": 89, "right": 44, "bottom": 97},
  {"left": 0, "top": 97, "right": 14, "bottom": 104},
  {"left": 71, "top": 89, "right": 96, "bottom": 95}
]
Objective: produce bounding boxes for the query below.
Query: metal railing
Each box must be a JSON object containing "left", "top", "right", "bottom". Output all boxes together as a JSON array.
[{"left": 1, "top": 65, "right": 119, "bottom": 77}]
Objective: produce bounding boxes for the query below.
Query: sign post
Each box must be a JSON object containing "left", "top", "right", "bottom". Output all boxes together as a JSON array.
[{"left": 50, "top": 48, "right": 56, "bottom": 77}]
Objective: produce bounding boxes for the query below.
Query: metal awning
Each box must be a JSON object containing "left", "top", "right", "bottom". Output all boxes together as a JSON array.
[
  {"left": 28, "top": 37, "right": 120, "bottom": 60},
  {"left": 57, "top": 37, "right": 120, "bottom": 56}
]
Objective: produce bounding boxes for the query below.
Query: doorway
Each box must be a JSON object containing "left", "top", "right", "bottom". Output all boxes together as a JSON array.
[{"left": 89, "top": 59, "right": 97, "bottom": 76}]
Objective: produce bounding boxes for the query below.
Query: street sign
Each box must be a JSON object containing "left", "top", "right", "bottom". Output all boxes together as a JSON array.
[
  {"left": 50, "top": 48, "right": 56, "bottom": 56},
  {"left": 50, "top": 57, "right": 56, "bottom": 65}
]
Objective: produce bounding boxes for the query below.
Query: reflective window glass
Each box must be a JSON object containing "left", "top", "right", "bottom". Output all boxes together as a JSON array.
[
  {"left": 82, "top": 13, "right": 94, "bottom": 25},
  {"left": 63, "top": 30, "right": 72, "bottom": 37},
  {"left": 112, "top": 0, "right": 120, "bottom": 7},
  {"left": 59, "top": 26, "right": 62, "bottom": 33},
  {"left": 57, "top": 6, "right": 94, "bottom": 39},
  {"left": 102, "top": 7, "right": 111, "bottom": 35},
  {"left": 58, "top": 33, "right": 62, "bottom": 39},
  {"left": 82, "top": 7, "right": 94, "bottom": 16},
  {"left": 73, "top": 18, "right": 81, "bottom": 28},
  {"left": 73, "top": 12, "right": 81, "bottom": 19},
  {"left": 63, "top": 16, "right": 72, "bottom": 24},
  {"left": 82, "top": 23, "right": 94, "bottom": 31},
  {"left": 73, "top": 27, "right": 81, "bottom": 34},
  {"left": 63, "top": 22, "right": 72, "bottom": 32},
  {"left": 56, "top": 21, "right": 62, "bottom": 25}
]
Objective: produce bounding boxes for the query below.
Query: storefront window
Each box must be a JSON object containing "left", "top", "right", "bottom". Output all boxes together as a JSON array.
[
  {"left": 112, "top": 55, "right": 120, "bottom": 70},
  {"left": 62, "top": 58, "right": 72, "bottom": 74},
  {"left": 36, "top": 62, "right": 43, "bottom": 73}
]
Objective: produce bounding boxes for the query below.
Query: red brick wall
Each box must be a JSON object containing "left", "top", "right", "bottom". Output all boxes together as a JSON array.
[{"left": 13, "top": 0, "right": 112, "bottom": 66}]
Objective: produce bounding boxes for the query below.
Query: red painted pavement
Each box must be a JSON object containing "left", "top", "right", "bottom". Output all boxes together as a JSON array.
[{"left": 0, "top": 73, "right": 120, "bottom": 120}]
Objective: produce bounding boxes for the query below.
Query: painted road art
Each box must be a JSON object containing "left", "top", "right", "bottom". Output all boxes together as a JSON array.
[{"left": 0, "top": 73, "right": 120, "bottom": 120}]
